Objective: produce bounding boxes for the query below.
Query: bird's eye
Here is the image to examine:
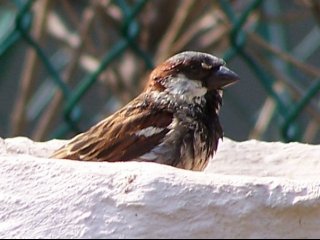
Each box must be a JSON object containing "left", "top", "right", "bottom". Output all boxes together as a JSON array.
[{"left": 188, "top": 64, "right": 200, "bottom": 74}]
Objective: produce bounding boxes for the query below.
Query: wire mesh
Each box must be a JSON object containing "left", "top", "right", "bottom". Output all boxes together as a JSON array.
[{"left": 0, "top": 0, "right": 319, "bottom": 143}]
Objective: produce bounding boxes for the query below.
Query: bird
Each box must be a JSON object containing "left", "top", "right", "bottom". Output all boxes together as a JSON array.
[{"left": 50, "top": 51, "right": 239, "bottom": 171}]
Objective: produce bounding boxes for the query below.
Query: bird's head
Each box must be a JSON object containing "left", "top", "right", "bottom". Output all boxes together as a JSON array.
[{"left": 145, "top": 51, "right": 239, "bottom": 101}]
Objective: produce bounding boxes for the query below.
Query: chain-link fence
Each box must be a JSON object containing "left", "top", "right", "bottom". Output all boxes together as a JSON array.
[{"left": 1, "top": 0, "right": 319, "bottom": 143}]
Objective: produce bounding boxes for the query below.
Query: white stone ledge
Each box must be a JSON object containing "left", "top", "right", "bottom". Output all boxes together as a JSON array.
[{"left": 1, "top": 137, "right": 320, "bottom": 238}]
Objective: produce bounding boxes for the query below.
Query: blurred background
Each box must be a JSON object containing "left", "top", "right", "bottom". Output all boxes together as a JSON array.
[{"left": 0, "top": 0, "right": 319, "bottom": 143}]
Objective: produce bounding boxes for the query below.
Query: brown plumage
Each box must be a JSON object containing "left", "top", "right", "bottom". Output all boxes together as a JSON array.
[{"left": 51, "top": 51, "right": 239, "bottom": 171}]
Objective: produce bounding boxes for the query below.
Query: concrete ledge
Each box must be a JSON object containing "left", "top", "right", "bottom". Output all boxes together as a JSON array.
[{"left": 1, "top": 137, "right": 320, "bottom": 238}]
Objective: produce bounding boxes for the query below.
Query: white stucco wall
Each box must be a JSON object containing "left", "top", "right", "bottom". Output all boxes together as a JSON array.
[{"left": 1, "top": 137, "right": 320, "bottom": 238}]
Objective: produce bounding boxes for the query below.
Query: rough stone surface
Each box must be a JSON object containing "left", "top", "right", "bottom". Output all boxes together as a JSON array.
[{"left": 1, "top": 137, "right": 320, "bottom": 238}]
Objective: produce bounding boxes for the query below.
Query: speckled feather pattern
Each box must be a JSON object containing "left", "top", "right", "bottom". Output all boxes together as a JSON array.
[{"left": 51, "top": 51, "right": 238, "bottom": 171}]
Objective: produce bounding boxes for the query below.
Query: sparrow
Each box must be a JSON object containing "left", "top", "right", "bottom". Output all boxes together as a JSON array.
[{"left": 51, "top": 51, "right": 239, "bottom": 171}]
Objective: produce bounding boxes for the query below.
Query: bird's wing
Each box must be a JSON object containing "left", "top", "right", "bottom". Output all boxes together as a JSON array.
[{"left": 51, "top": 100, "right": 173, "bottom": 162}]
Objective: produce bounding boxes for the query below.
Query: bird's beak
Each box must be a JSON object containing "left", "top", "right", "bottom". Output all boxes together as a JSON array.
[{"left": 207, "top": 66, "right": 239, "bottom": 90}]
